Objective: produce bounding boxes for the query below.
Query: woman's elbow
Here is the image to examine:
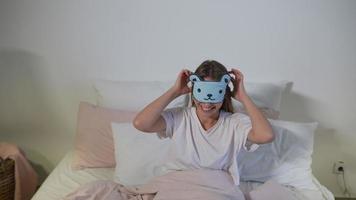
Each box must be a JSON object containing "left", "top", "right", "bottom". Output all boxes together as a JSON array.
[
  {"left": 133, "top": 118, "right": 148, "bottom": 132},
  {"left": 260, "top": 129, "right": 275, "bottom": 143},
  {"left": 133, "top": 115, "right": 165, "bottom": 133},
  {"left": 252, "top": 130, "right": 275, "bottom": 144},
  {"left": 264, "top": 131, "right": 275, "bottom": 143}
]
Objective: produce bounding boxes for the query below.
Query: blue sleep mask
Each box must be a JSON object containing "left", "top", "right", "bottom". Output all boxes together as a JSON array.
[{"left": 189, "top": 74, "right": 231, "bottom": 103}]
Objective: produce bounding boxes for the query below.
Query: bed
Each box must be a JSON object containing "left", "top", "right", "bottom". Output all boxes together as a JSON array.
[
  {"left": 32, "top": 79, "right": 335, "bottom": 200},
  {"left": 32, "top": 151, "right": 333, "bottom": 200}
]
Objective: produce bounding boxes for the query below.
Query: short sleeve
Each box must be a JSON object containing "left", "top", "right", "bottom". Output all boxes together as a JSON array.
[
  {"left": 156, "top": 107, "right": 184, "bottom": 139},
  {"left": 235, "top": 113, "right": 259, "bottom": 152}
]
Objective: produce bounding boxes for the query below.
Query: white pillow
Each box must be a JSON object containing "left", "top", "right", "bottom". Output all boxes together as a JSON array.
[
  {"left": 237, "top": 119, "right": 318, "bottom": 189},
  {"left": 94, "top": 80, "right": 188, "bottom": 111},
  {"left": 111, "top": 122, "right": 172, "bottom": 186},
  {"left": 232, "top": 81, "right": 290, "bottom": 118}
]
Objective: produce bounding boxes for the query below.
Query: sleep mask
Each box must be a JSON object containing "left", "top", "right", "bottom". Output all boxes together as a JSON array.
[{"left": 189, "top": 74, "right": 231, "bottom": 103}]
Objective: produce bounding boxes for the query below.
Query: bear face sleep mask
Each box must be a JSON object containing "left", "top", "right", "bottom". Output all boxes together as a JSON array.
[{"left": 189, "top": 74, "right": 231, "bottom": 103}]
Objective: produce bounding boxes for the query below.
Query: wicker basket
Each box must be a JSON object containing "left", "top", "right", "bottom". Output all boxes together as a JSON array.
[{"left": 0, "top": 157, "right": 15, "bottom": 200}]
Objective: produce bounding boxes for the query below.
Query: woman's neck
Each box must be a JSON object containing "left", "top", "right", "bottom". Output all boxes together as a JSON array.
[{"left": 195, "top": 109, "right": 220, "bottom": 130}]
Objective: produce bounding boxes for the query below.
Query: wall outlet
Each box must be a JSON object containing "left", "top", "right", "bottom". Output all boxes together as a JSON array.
[{"left": 333, "top": 161, "right": 345, "bottom": 174}]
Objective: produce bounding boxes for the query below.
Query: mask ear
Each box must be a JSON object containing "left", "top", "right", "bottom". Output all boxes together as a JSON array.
[
  {"left": 220, "top": 74, "right": 231, "bottom": 84},
  {"left": 189, "top": 74, "right": 202, "bottom": 83}
]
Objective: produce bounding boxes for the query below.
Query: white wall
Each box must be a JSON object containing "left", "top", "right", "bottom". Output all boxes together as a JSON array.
[{"left": 0, "top": 0, "right": 355, "bottom": 196}]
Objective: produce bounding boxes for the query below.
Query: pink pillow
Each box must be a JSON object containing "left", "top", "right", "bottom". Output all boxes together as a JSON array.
[{"left": 72, "top": 102, "right": 137, "bottom": 170}]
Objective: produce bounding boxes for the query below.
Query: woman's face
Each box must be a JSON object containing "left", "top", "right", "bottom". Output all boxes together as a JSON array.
[{"left": 192, "top": 76, "right": 224, "bottom": 118}]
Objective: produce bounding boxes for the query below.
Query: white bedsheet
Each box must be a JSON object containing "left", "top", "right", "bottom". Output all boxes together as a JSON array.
[
  {"left": 239, "top": 179, "right": 334, "bottom": 200},
  {"left": 32, "top": 151, "right": 114, "bottom": 200},
  {"left": 32, "top": 151, "right": 334, "bottom": 200}
]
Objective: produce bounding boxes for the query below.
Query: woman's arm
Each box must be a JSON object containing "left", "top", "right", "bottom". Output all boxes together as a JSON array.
[
  {"left": 133, "top": 69, "right": 191, "bottom": 133},
  {"left": 229, "top": 69, "right": 274, "bottom": 144},
  {"left": 239, "top": 94, "right": 274, "bottom": 144}
]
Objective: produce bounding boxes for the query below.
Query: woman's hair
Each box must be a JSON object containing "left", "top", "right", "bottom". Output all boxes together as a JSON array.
[{"left": 192, "top": 60, "right": 234, "bottom": 113}]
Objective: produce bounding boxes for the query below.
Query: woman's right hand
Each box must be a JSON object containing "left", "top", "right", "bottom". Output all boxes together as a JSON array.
[{"left": 171, "top": 69, "right": 192, "bottom": 96}]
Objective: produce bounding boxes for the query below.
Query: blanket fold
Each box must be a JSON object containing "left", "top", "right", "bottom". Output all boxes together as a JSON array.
[{"left": 64, "top": 169, "right": 246, "bottom": 200}]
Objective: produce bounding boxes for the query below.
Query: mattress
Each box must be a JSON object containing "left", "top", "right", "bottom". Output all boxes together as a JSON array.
[{"left": 32, "top": 151, "right": 334, "bottom": 200}]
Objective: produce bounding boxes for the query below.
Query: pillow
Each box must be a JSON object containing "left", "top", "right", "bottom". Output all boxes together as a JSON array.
[
  {"left": 111, "top": 122, "right": 171, "bottom": 186},
  {"left": 237, "top": 119, "right": 318, "bottom": 189},
  {"left": 94, "top": 80, "right": 189, "bottom": 111},
  {"left": 72, "top": 102, "right": 137, "bottom": 170},
  {"left": 232, "top": 81, "right": 290, "bottom": 119}
]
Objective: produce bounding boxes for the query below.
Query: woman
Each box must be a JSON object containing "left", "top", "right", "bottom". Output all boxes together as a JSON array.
[{"left": 133, "top": 60, "right": 274, "bottom": 187}]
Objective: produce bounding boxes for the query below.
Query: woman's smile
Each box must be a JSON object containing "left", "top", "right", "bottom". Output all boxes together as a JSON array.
[{"left": 199, "top": 103, "right": 217, "bottom": 112}]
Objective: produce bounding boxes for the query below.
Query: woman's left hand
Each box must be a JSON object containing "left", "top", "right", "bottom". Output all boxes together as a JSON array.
[{"left": 229, "top": 68, "right": 249, "bottom": 103}]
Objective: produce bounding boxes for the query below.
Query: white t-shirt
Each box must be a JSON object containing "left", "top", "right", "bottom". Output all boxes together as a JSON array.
[{"left": 155, "top": 106, "right": 259, "bottom": 185}]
